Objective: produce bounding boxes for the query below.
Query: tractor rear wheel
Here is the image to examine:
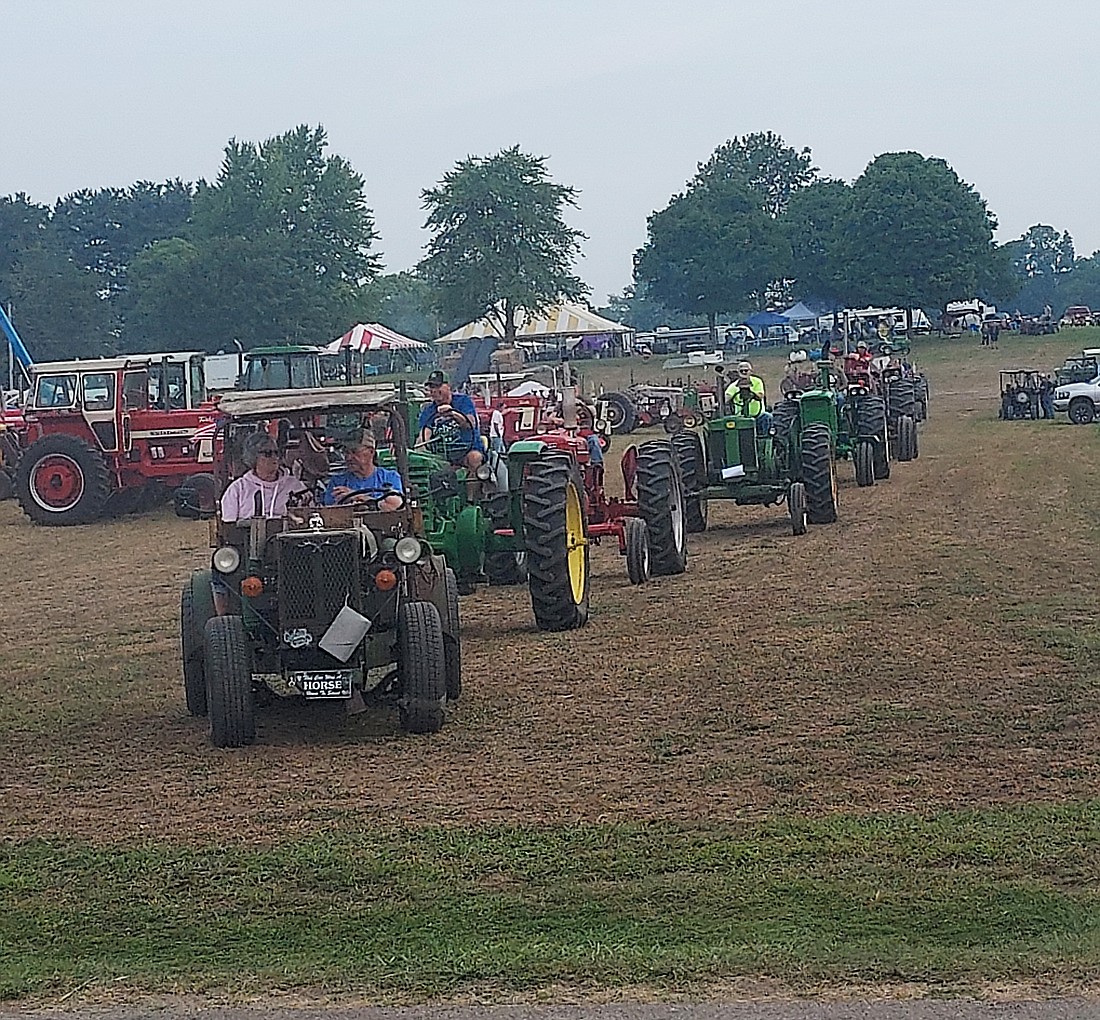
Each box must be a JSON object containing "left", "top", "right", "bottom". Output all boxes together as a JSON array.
[
  {"left": 16, "top": 434, "right": 111, "bottom": 526},
  {"left": 203, "top": 615, "right": 255, "bottom": 748},
  {"left": 397, "top": 600, "right": 447, "bottom": 734},
  {"left": 670, "top": 431, "right": 707, "bottom": 533},
  {"left": 801, "top": 423, "right": 837, "bottom": 525},
  {"left": 443, "top": 568, "right": 462, "bottom": 703},
  {"left": 788, "top": 481, "right": 807, "bottom": 536},
  {"left": 635, "top": 441, "right": 688, "bottom": 576},
  {"left": 603, "top": 392, "right": 637, "bottom": 435},
  {"left": 522, "top": 454, "right": 590, "bottom": 631},
  {"left": 624, "top": 516, "right": 650, "bottom": 585},
  {"left": 772, "top": 398, "right": 801, "bottom": 476},
  {"left": 887, "top": 378, "right": 917, "bottom": 420},
  {"left": 854, "top": 440, "right": 875, "bottom": 487},
  {"left": 181, "top": 570, "right": 216, "bottom": 717}
]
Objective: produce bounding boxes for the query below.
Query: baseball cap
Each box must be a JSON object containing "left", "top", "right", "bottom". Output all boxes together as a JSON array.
[{"left": 425, "top": 370, "right": 447, "bottom": 387}]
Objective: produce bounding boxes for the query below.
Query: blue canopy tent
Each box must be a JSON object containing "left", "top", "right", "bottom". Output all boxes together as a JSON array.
[{"left": 743, "top": 311, "right": 790, "bottom": 329}]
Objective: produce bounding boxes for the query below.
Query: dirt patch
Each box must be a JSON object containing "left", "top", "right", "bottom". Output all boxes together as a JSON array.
[{"left": 2, "top": 339, "right": 1099, "bottom": 843}]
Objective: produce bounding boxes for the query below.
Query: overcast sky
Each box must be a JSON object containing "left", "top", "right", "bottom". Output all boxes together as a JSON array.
[{"left": 3, "top": 0, "right": 1098, "bottom": 304}]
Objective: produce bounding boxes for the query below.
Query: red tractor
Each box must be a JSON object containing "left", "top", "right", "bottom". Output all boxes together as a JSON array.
[
  {"left": 15, "top": 353, "right": 220, "bottom": 525},
  {"left": 480, "top": 387, "right": 687, "bottom": 595}
]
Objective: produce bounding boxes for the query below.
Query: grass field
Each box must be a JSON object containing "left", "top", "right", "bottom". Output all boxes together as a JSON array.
[{"left": 2, "top": 329, "right": 1100, "bottom": 1003}]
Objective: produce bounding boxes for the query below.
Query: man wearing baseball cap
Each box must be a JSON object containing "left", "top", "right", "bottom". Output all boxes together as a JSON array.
[
  {"left": 321, "top": 431, "right": 404, "bottom": 510},
  {"left": 417, "top": 370, "right": 485, "bottom": 473}
]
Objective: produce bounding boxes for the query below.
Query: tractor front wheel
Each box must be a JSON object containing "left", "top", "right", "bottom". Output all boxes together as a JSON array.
[
  {"left": 398, "top": 600, "right": 447, "bottom": 734},
  {"left": 203, "top": 615, "right": 255, "bottom": 748},
  {"left": 854, "top": 440, "right": 875, "bottom": 487},
  {"left": 896, "top": 415, "right": 916, "bottom": 461},
  {"left": 624, "top": 516, "right": 650, "bottom": 585},
  {"left": 670, "top": 431, "right": 707, "bottom": 533},
  {"left": 522, "top": 455, "right": 590, "bottom": 631},
  {"left": 16, "top": 434, "right": 111, "bottom": 526},
  {"left": 788, "top": 481, "right": 807, "bottom": 536},
  {"left": 635, "top": 441, "right": 688, "bottom": 576},
  {"left": 443, "top": 568, "right": 462, "bottom": 703},
  {"left": 801, "top": 423, "right": 837, "bottom": 525},
  {"left": 181, "top": 570, "right": 216, "bottom": 717}
]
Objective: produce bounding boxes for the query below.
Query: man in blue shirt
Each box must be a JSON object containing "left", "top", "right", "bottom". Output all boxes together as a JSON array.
[
  {"left": 322, "top": 432, "right": 404, "bottom": 509},
  {"left": 417, "top": 370, "right": 486, "bottom": 472}
]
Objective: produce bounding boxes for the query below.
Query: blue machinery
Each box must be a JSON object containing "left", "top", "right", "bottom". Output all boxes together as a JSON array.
[{"left": 1, "top": 305, "right": 34, "bottom": 386}]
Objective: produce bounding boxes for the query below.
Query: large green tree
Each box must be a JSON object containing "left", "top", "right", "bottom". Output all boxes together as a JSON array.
[
  {"left": 780, "top": 179, "right": 853, "bottom": 310},
  {"left": 128, "top": 125, "right": 379, "bottom": 351},
  {"left": 418, "top": 146, "right": 587, "bottom": 343},
  {"left": 634, "top": 176, "right": 788, "bottom": 338},
  {"left": 844, "top": 152, "right": 998, "bottom": 329},
  {"left": 693, "top": 131, "right": 818, "bottom": 219}
]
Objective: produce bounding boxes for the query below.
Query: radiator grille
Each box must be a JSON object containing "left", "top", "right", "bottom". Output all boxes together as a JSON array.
[{"left": 277, "top": 533, "right": 360, "bottom": 631}]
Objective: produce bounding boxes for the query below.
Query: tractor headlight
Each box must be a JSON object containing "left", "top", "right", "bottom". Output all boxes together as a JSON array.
[
  {"left": 212, "top": 546, "right": 241, "bottom": 574},
  {"left": 475, "top": 463, "right": 493, "bottom": 481},
  {"left": 395, "top": 536, "right": 423, "bottom": 564}
]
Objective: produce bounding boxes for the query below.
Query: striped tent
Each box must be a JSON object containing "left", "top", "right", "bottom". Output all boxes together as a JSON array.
[
  {"left": 325, "top": 323, "right": 428, "bottom": 353},
  {"left": 435, "top": 303, "right": 630, "bottom": 344}
]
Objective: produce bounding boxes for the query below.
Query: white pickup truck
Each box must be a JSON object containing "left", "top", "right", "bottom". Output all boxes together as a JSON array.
[{"left": 1054, "top": 374, "right": 1100, "bottom": 423}]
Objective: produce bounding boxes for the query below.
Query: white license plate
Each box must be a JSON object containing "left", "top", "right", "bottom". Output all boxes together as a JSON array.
[{"left": 290, "top": 670, "right": 354, "bottom": 699}]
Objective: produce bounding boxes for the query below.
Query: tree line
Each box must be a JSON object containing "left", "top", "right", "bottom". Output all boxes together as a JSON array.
[{"left": 1, "top": 124, "right": 1096, "bottom": 365}]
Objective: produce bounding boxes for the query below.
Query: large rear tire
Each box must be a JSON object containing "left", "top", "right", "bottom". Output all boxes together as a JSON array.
[
  {"left": 443, "top": 568, "right": 462, "bottom": 703},
  {"left": 670, "top": 431, "right": 707, "bottom": 533},
  {"left": 181, "top": 570, "right": 215, "bottom": 717},
  {"left": 603, "top": 392, "right": 637, "bottom": 435},
  {"left": 398, "top": 600, "right": 447, "bottom": 734},
  {"left": 635, "top": 441, "right": 688, "bottom": 577},
  {"left": 203, "top": 615, "right": 255, "bottom": 748},
  {"left": 16, "top": 434, "right": 111, "bottom": 526},
  {"left": 522, "top": 455, "right": 590, "bottom": 631},
  {"left": 801, "top": 423, "right": 837, "bottom": 525},
  {"left": 772, "top": 398, "right": 801, "bottom": 477}
]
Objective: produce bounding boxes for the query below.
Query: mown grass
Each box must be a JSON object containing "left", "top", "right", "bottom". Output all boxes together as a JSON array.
[{"left": 4, "top": 803, "right": 1100, "bottom": 1001}]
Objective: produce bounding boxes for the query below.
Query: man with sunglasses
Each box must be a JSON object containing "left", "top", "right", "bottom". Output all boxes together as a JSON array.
[{"left": 219, "top": 431, "right": 308, "bottom": 524}]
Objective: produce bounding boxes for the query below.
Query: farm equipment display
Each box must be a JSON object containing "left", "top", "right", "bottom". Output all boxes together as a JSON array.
[
  {"left": 597, "top": 384, "right": 707, "bottom": 435},
  {"left": 181, "top": 385, "right": 460, "bottom": 748},
  {"left": 15, "top": 354, "right": 219, "bottom": 525},
  {"left": 672, "top": 361, "right": 839, "bottom": 537}
]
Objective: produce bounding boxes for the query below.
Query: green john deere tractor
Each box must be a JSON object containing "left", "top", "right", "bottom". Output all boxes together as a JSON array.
[{"left": 671, "top": 361, "right": 839, "bottom": 537}]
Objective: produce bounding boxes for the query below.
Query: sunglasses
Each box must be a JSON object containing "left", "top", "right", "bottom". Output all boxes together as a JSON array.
[{"left": 257, "top": 449, "right": 279, "bottom": 457}]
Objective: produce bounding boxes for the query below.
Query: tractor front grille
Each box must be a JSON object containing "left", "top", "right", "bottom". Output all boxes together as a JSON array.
[{"left": 276, "top": 532, "right": 361, "bottom": 632}]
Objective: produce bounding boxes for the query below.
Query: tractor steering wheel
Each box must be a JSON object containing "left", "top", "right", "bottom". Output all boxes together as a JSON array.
[{"left": 337, "top": 488, "right": 406, "bottom": 511}]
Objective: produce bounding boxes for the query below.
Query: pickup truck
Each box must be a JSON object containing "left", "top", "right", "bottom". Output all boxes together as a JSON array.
[{"left": 1054, "top": 374, "right": 1100, "bottom": 424}]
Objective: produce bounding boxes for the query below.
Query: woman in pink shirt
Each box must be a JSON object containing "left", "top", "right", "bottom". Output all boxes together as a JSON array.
[{"left": 219, "top": 432, "right": 308, "bottom": 523}]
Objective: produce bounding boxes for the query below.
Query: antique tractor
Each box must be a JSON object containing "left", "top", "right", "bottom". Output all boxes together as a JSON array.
[
  {"left": 672, "top": 362, "right": 839, "bottom": 537},
  {"left": 839, "top": 354, "right": 890, "bottom": 488},
  {"left": 17, "top": 352, "right": 220, "bottom": 524},
  {"left": 180, "top": 386, "right": 460, "bottom": 747},
  {"left": 881, "top": 364, "right": 920, "bottom": 461}
]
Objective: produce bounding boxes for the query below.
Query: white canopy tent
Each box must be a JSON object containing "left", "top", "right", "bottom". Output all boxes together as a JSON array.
[{"left": 435, "top": 303, "right": 631, "bottom": 345}]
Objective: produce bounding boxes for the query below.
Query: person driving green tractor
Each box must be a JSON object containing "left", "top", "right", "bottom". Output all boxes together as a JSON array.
[{"left": 724, "top": 360, "right": 773, "bottom": 433}]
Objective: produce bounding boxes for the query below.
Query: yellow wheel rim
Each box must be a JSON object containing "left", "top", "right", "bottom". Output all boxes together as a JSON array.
[{"left": 565, "top": 480, "right": 587, "bottom": 604}]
